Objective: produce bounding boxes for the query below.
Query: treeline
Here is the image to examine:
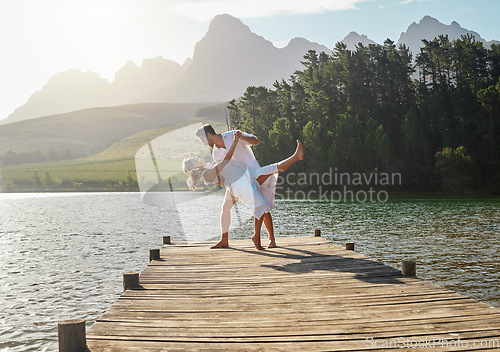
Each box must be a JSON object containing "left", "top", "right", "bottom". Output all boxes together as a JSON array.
[
  {"left": 0, "top": 158, "right": 141, "bottom": 192},
  {"left": 228, "top": 35, "right": 499, "bottom": 193},
  {"left": 1, "top": 170, "right": 139, "bottom": 192},
  {"left": 0, "top": 149, "right": 87, "bottom": 167}
]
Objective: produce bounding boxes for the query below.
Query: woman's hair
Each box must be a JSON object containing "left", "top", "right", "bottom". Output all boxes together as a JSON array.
[{"left": 182, "top": 158, "right": 204, "bottom": 190}]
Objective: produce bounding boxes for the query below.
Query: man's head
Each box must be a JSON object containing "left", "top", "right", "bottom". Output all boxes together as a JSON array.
[{"left": 195, "top": 124, "right": 217, "bottom": 147}]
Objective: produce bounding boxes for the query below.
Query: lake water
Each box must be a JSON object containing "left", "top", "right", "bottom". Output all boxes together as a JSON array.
[{"left": 0, "top": 192, "right": 498, "bottom": 351}]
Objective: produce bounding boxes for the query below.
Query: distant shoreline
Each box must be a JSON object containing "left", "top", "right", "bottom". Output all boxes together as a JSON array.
[{"left": 1, "top": 189, "right": 498, "bottom": 197}]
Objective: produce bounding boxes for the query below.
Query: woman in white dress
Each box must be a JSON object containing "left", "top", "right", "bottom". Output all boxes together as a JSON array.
[{"left": 182, "top": 134, "right": 303, "bottom": 244}]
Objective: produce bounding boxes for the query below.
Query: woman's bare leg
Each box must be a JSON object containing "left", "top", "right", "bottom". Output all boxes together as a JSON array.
[
  {"left": 256, "top": 140, "right": 304, "bottom": 185},
  {"left": 276, "top": 140, "right": 304, "bottom": 172},
  {"left": 255, "top": 141, "right": 304, "bottom": 249},
  {"left": 263, "top": 212, "right": 276, "bottom": 248},
  {"left": 251, "top": 216, "right": 265, "bottom": 250},
  {"left": 256, "top": 173, "right": 272, "bottom": 185}
]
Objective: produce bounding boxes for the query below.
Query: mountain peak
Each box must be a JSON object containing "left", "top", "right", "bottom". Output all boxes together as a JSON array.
[
  {"left": 282, "top": 37, "right": 331, "bottom": 56},
  {"left": 343, "top": 31, "right": 371, "bottom": 40},
  {"left": 207, "top": 14, "right": 251, "bottom": 37},
  {"left": 398, "top": 16, "right": 485, "bottom": 55},
  {"left": 420, "top": 15, "right": 439, "bottom": 24},
  {"left": 123, "top": 60, "right": 138, "bottom": 69},
  {"left": 287, "top": 37, "right": 310, "bottom": 46},
  {"left": 192, "top": 13, "right": 274, "bottom": 63},
  {"left": 342, "top": 31, "right": 377, "bottom": 50},
  {"left": 4, "top": 69, "right": 114, "bottom": 124}
]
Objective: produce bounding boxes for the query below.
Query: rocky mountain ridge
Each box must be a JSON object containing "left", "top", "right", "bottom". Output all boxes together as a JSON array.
[{"left": 2, "top": 14, "right": 496, "bottom": 125}]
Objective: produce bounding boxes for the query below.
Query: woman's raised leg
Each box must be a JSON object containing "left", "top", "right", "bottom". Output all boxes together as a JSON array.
[{"left": 256, "top": 140, "right": 304, "bottom": 185}]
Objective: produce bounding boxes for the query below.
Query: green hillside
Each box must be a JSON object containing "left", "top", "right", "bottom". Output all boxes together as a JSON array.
[
  {"left": 0, "top": 119, "right": 227, "bottom": 192},
  {"left": 0, "top": 102, "right": 219, "bottom": 157}
]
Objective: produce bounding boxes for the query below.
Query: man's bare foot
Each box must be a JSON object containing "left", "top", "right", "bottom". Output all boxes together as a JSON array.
[
  {"left": 251, "top": 235, "right": 265, "bottom": 250},
  {"left": 210, "top": 240, "right": 229, "bottom": 249},
  {"left": 267, "top": 240, "right": 277, "bottom": 249},
  {"left": 296, "top": 140, "right": 304, "bottom": 160}
]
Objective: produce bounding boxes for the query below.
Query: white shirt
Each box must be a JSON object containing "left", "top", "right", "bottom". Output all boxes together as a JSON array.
[{"left": 212, "top": 130, "right": 260, "bottom": 171}]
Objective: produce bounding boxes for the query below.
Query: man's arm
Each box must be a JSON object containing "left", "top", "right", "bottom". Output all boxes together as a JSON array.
[{"left": 235, "top": 130, "right": 259, "bottom": 146}]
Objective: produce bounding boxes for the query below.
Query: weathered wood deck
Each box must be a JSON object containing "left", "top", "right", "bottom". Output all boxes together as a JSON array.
[{"left": 86, "top": 236, "right": 500, "bottom": 351}]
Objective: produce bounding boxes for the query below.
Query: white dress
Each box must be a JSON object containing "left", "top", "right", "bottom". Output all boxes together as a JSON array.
[
  {"left": 212, "top": 130, "right": 279, "bottom": 215},
  {"left": 201, "top": 159, "right": 278, "bottom": 220}
]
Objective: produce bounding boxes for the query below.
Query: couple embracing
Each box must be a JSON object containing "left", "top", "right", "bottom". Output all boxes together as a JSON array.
[{"left": 182, "top": 124, "right": 303, "bottom": 250}]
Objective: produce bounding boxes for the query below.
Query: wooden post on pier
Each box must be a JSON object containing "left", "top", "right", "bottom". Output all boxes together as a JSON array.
[
  {"left": 402, "top": 260, "right": 416, "bottom": 276},
  {"left": 58, "top": 319, "right": 86, "bottom": 352},
  {"left": 150, "top": 249, "right": 160, "bottom": 261},
  {"left": 314, "top": 229, "right": 321, "bottom": 237},
  {"left": 123, "top": 272, "right": 140, "bottom": 290},
  {"left": 163, "top": 236, "right": 171, "bottom": 245},
  {"left": 346, "top": 241, "right": 355, "bottom": 251}
]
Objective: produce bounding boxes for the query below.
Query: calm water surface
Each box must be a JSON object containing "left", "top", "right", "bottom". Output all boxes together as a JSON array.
[{"left": 0, "top": 192, "right": 498, "bottom": 351}]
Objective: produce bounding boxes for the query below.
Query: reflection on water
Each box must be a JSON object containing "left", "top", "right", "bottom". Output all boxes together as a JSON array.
[
  {"left": 274, "top": 197, "right": 499, "bottom": 308},
  {"left": 0, "top": 193, "right": 498, "bottom": 351}
]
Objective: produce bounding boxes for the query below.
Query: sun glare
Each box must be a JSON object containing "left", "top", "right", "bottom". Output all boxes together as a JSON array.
[
  {"left": 45, "top": 0, "right": 133, "bottom": 79},
  {"left": 68, "top": 1, "right": 126, "bottom": 38}
]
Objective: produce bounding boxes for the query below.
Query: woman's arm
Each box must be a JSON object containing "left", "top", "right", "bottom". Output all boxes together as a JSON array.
[
  {"left": 202, "top": 134, "right": 240, "bottom": 183},
  {"left": 222, "top": 132, "right": 240, "bottom": 161}
]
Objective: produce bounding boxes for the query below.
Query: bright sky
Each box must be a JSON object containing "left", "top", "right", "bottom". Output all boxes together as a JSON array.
[{"left": 0, "top": 0, "right": 498, "bottom": 121}]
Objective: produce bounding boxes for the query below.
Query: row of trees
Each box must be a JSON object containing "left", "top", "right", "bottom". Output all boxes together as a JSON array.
[
  {"left": 1, "top": 171, "right": 139, "bottom": 192},
  {"left": 228, "top": 35, "right": 499, "bottom": 192},
  {"left": 0, "top": 149, "right": 87, "bottom": 168}
]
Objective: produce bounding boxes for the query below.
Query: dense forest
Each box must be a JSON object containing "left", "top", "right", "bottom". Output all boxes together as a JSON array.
[{"left": 227, "top": 35, "right": 500, "bottom": 193}]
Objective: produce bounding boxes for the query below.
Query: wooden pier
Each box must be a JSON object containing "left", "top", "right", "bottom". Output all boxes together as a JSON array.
[{"left": 83, "top": 235, "right": 500, "bottom": 351}]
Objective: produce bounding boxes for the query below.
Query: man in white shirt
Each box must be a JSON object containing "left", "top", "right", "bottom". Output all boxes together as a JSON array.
[{"left": 195, "top": 124, "right": 277, "bottom": 250}]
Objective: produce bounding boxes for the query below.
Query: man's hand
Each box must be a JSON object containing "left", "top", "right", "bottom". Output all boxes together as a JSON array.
[{"left": 235, "top": 130, "right": 259, "bottom": 145}]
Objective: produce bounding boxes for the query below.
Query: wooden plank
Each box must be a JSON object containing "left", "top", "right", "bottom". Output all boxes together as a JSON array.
[
  {"left": 89, "top": 312, "right": 500, "bottom": 331},
  {"left": 86, "top": 236, "right": 500, "bottom": 351},
  {"left": 88, "top": 320, "right": 500, "bottom": 339}
]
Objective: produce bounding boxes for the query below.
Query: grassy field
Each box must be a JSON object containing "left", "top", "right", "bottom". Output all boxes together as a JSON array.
[
  {"left": 0, "top": 155, "right": 193, "bottom": 192},
  {"left": 0, "top": 119, "right": 226, "bottom": 192},
  {"left": 1, "top": 158, "right": 139, "bottom": 191}
]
